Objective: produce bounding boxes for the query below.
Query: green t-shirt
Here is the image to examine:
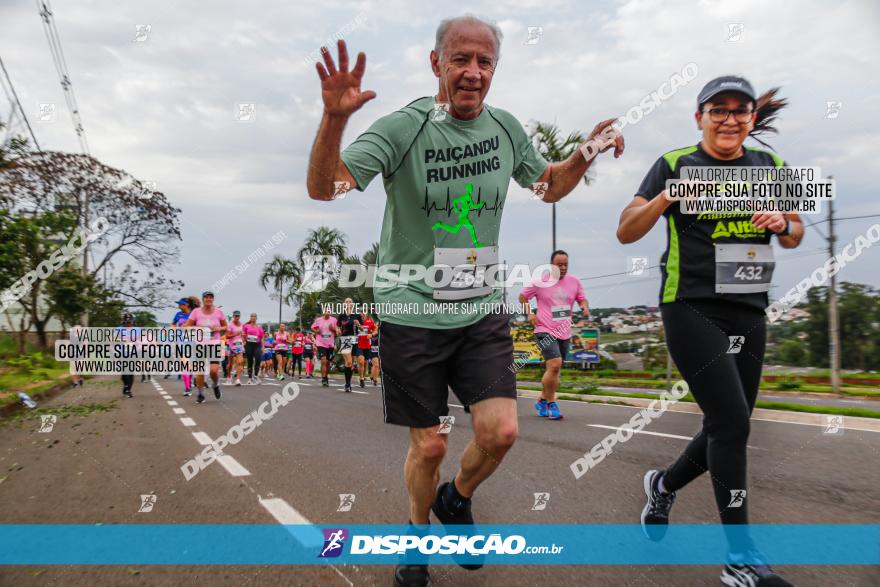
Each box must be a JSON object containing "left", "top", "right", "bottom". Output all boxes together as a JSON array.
[{"left": 341, "top": 97, "right": 548, "bottom": 329}]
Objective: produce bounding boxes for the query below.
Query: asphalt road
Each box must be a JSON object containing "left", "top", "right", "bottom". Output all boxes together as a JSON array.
[{"left": 0, "top": 375, "right": 878, "bottom": 586}]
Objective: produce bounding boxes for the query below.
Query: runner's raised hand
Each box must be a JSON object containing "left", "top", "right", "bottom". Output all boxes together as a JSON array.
[{"left": 315, "top": 40, "right": 376, "bottom": 118}]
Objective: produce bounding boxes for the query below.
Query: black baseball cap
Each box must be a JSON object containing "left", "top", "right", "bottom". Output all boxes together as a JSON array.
[
  {"left": 697, "top": 76, "right": 756, "bottom": 108},
  {"left": 202, "top": 291, "right": 214, "bottom": 298},
  {"left": 233, "top": 310, "right": 241, "bottom": 317}
]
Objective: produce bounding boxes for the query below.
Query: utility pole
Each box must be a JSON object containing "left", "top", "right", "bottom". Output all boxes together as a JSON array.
[
  {"left": 502, "top": 258, "right": 507, "bottom": 305},
  {"left": 826, "top": 185, "right": 841, "bottom": 393}
]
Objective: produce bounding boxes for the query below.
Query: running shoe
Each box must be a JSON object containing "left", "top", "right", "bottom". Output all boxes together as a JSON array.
[
  {"left": 547, "top": 401, "right": 563, "bottom": 420},
  {"left": 535, "top": 399, "right": 549, "bottom": 417},
  {"left": 641, "top": 469, "right": 676, "bottom": 541},
  {"left": 322, "top": 377, "right": 329, "bottom": 387},
  {"left": 123, "top": 388, "right": 133, "bottom": 398},
  {"left": 196, "top": 389, "right": 205, "bottom": 404},
  {"left": 432, "top": 481, "right": 481, "bottom": 570},
  {"left": 372, "top": 378, "right": 378, "bottom": 386},
  {"left": 235, "top": 378, "right": 241, "bottom": 387},
  {"left": 344, "top": 384, "right": 352, "bottom": 393},
  {"left": 213, "top": 385, "right": 221, "bottom": 399},
  {"left": 184, "top": 388, "right": 191, "bottom": 397},
  {"left": 721, "top": 550, "right": 792, "bottom": 587},
  {"left": 360, "top": 378, "right": 365, "bottom": 388},
  {"left": 393, "top": 564, "right": 431, "bottom": 587}
]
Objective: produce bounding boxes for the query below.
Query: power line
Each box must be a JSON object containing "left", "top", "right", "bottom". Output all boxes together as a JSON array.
[
  {"left": 36, "top": 0, "right": 89, "bottom": 154},
  {"left": 0, "top": 55, "right": 42, "bottom": 152},
  {"left": 805, "top": 213, "right": 880, "bottom": 228},
  {"left": 581, "top": 265, "right": 661, "bottom": 281}
]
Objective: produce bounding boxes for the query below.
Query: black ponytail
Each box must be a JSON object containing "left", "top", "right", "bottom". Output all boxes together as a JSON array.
[{"left": 750, "top": 88, "right": 788, "bottom": 149}]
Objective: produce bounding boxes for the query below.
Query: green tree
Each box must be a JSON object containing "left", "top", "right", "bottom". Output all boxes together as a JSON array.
[
  {"left": 776, "top": 339, "right": 807, "bottom": 367},
  {"left": 44, "top": 267, "right": 95, "bottom": 334},
  {"left": 0, "top": 208, "right": 79, "bottom": 349},
  {"left": 803, "top": 287, "right": 829, "bottom": 367},
  {"left": 802, "top": 282, "right": 880, "bottom": 371},
  {"left": 837, "top": 282, "right": 879, "bottom": 370},
  {"left": 259, "top": 255, "right": 298, "bottom": 325}
]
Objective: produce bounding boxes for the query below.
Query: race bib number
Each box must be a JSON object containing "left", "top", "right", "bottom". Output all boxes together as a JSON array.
[
  {"left": 322, "top": 333, "right": 331, "bottom": 340},
  {"left": 275, "top": 343, "right": 288, "bottom": 351},
  {"left": 715, "top": 244, "right": 775, "bottom": 294},
  {"left": 551, "top": 305, "right": 572, "bottom": 321},
  {"left": 293, "top": 341, "right": 302, "bottom": 347},
  {"left": 432, "top": 246, "right": 499, "bottom": 301},
  {"left": 246, "top": 335, "right": 258, "bottom": 343}
]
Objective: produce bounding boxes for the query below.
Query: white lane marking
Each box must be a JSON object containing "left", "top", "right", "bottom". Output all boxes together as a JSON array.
[
  {"left": 173, "top": 408, "right": 186, "bottom": 415},
  {"left": 587, "top": 424, "right": 763, "bottom": 449},
  {"left": 192, "top": 431, "right": 212, "bottom": 445},
  {"left": 840, "top": 399, "right": 865, "bottom": 404},
  {"left": 349, "top": 390, "right": 369, "bottom": 395},
  {"left": 588, "top": 424, "right": 691, "bottom": 440},
  {"left": 167, "top": 400, "right": 178, "bottom": 406},
  {"left": 180, "top": 417, "right": 196, "bottom": 427},
  {"left": 216, "top": 454, "right": 251, "bottom": 477},
  {"left": 259, "top": 496, "right": 312, "bottom": 525}
]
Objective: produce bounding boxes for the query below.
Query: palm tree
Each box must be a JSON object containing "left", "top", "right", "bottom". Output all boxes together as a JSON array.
[
  {"left": 527, "top": 122, "right": 595, "bottom": 251},
  {"left": 296, "top": 226, "right": 348, "bottom": 265},
  {"left": 259, "top": 255, "right": 298, "bottom": 325},
  {"left": 285, "top": 227, "right": 349, "bottom": 327}
]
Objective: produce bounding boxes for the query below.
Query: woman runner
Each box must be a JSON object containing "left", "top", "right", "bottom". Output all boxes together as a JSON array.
[{"left": 618, "top": 76, "right": 802, "bottom": 587}]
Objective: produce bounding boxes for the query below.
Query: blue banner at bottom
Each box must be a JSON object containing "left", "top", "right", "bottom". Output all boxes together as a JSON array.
[{"left": 1, "top": 525, "right": 878, "bottom": 565}]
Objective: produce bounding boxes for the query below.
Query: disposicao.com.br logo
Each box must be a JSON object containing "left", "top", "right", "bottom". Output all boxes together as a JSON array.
[{"left": 318, "top": 530, "right": 563, "bottom": 558}]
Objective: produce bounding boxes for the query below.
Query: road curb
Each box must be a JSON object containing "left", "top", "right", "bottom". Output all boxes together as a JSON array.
[
  {"left": 518, "top": 388, "right": 880, "bottom": 433},
  {"left": 0, "top": 376, "right": 75, "bottom": 419}
]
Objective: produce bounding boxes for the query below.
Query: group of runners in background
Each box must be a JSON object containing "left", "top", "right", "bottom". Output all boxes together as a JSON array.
[{"left": 155, "top": 293, "right": 380, "bottom": 400}]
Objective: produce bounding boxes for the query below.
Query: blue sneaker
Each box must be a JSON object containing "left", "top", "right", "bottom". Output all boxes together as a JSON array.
[
  {"left": 547, "top": 402, "right": 563, "bottom": 420},
  {"left": 535, "top": 399, "right": 549, "bottom": 417}
]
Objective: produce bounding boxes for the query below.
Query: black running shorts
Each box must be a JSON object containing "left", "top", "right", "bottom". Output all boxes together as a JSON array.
[{"left": 379, "top": 312, "right": 516, "bottom": 428}]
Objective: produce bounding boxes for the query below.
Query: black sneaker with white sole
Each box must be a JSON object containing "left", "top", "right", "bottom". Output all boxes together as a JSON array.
[
  {"left": 432, "top": 481, "right": 482, "bottom": 570},
  {"left": 213, "top": 385, "right": 221, "bottom": 399},
  {"left": 641, "top": 469, "right": 676, "bottom": 541},
  {"left": 721, "top": 551, "right": 793, "bottom": 587},
  {"left": 394, "top": 564, "right": 431, "bottom": 587},
  {"left": 196, "top": 390, "right": 205, "bottom": 403}
]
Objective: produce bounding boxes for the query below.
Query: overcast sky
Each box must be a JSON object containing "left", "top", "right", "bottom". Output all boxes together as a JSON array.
[{"left": 2, "top": 0, "right": 879, "bottom": 321}]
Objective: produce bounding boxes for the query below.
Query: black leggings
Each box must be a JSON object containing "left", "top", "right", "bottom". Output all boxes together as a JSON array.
[
  {"left": 245, "top": 342, "right": 261, "bottom": 377},
  {"left": 290, "top": 354, "right": 303, "bottom": 375},
  {"left": 121, "top": 374, "right": 134, "bottom": 390},
  {"left": 660, "top": 299, "right": 766, "bottom": 550}
]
